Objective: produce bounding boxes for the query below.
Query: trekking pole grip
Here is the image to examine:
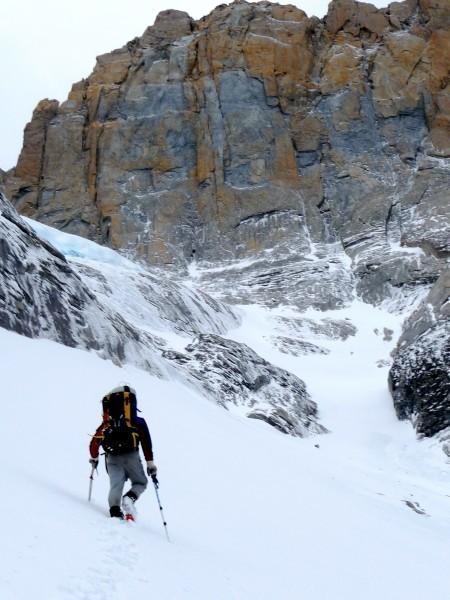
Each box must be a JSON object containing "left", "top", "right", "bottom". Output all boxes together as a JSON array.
[{"left": 88, "top": 465, "right": 96, "bottom": 502}]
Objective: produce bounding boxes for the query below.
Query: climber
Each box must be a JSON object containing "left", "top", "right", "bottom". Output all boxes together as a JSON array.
[{"left": 89, "top": 385, "right": 157, "bottom": 520}]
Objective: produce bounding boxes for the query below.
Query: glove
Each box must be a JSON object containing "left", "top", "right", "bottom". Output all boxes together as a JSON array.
[
  {"left": 146, "top": 460, "right": 157, "bottom": 477},
  {"left": 89, "top": 458, "right": 99, "bottom": 469}
]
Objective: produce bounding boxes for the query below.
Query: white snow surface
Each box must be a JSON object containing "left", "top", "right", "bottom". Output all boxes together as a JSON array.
[{"left": 2, "top": 297, "right": 450, "bottom": 598}]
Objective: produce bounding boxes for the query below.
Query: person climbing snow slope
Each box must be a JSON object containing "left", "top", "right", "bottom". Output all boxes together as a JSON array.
[{"left": 89, "top": 385, "right": 157, "bottom": 520}]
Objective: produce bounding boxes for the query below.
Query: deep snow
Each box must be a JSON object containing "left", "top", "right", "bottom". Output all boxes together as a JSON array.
[{"left": 2, "top": 310, "right": 450, "bottom": 599}]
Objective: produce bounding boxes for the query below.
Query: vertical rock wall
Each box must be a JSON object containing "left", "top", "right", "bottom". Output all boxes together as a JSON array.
[{"left": 4, "top": 0, "right": 450, "bottom": 305}]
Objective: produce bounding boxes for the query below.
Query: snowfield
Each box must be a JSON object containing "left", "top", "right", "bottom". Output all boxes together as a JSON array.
[{"left": 2, "top": 312, "right": 450, "bottom": 599}]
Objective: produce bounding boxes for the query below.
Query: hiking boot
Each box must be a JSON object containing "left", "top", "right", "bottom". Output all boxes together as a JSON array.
[
  {"left": 122, "top": 491, "right": 137, "bottom": 520},
  {"left": 124, "top": 490, "right": 138, "bottom": 502},
  {"left": 110, "top": 505, "right": 124, "bottom": 519}
]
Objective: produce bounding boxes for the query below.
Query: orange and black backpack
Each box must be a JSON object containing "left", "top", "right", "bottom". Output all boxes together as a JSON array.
[{"left": 101, "top": 386, "right": 140, "bottom": 455}]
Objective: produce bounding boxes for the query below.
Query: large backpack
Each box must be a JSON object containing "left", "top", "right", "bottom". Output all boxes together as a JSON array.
[{"left": 101, "top": 386, "right": 139, "bottom": 455}]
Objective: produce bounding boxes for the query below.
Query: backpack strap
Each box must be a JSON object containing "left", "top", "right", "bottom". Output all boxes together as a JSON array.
[
  {"left": 102, "top": 395, "right": 110, "bottom": 423},
  {"left": 124, "top": 391, "right": 131, "bottom": 425}
]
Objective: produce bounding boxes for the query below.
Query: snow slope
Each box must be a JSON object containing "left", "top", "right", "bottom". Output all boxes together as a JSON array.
[{"left": 2, "top": 316, "right": 450, "bottom": 600}]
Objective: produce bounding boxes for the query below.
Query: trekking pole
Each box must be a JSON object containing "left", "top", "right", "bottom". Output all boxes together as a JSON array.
[
  {"left": 152, "top": 475, "right": 170, "bottom": 542},
  {"left": 88, "top": 465, "right": 96, "bottom": 502}
]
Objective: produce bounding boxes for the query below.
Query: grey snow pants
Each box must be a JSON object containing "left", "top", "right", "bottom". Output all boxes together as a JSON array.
[{"left": 106, "top": 451, "right": 148, "bottom": 508}]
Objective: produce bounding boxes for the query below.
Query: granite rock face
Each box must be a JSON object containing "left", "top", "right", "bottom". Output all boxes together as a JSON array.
[
  {"left": 4, "top": 0, "right": 450, "bottom": 309},
  {"left": 389, "top": 269, "right": 450, "bottom": 436}
]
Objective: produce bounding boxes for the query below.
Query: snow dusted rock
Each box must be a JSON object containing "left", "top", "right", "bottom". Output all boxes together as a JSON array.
[
  {"left": 23, "top": 219, "right": 239, "bottom": 339},
  {"left": 275, "top": 315, "right": 357, "bottom": 341},
  {"left": 271, "top": 336, "right": 330, "bottom": 357},
  {"left": 55, "top": 255, "right": 238, "bottom": 338},
  {"left": 265, "top": 313, "right": 353, "bottom": 356},
  {"left": 0, "top": 192, "right": 165, "bottom": 375},
  {"left": 389, "top": 270, "right": 450, "bottom": 437},
  {"left": 1, "top": 193, "right": 324, "bottom": 436},
  {"left": 163, "top": 334, "right": 326, "bottom": 437},
  {"left": 189, "top": 251, "right": 355, "bottom": 311},
  {"left": 0, "top": 192, "right": 236, "bottom": 376}
]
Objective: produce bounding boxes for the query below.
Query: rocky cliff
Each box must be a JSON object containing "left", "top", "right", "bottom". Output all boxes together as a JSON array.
[{"left": 4, "top": 0, "right": 449, "bottom": 310}]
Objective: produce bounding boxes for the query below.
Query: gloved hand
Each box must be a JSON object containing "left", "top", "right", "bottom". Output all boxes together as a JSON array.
[
  {"left": 89, "top": 458, "right": 99, "bottom": 469},
  {"left": 146, "top": 460, "right": 157, "bottom": 477}
]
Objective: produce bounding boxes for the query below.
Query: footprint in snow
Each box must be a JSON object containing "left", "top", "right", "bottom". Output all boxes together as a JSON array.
[
  {"left": 59, "top": 519, "right": 138, "bottom": 599},
  {"left": 403, "top": 499, "right": 428, "bottom": 516}
]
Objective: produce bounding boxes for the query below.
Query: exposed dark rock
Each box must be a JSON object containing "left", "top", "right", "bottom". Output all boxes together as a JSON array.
[
  {"left": 389, "top": 270, "right": 450, "bottom": 437},
  {"left": 271, "top": 336, "right": 330, "bottom": 356},
  {"left": 163, "top": 334, "right": 327, "bottom": 437},
  {"left": 276, "top": 316, "right": 357, "bottom": 341}
]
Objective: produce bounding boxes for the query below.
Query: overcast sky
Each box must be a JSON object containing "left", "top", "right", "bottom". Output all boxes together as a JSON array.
[{"left": 1, "top": 0, "right": 389, "bottom": 170}]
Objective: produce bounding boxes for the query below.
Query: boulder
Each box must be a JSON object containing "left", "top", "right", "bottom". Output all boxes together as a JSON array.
[
  {"left": 388, "top": 0, "right": 417, "bottom": 25},
  {"left": 419, "top": 0, "right": 450, "bottom": 27},
  {"left": 389, "top": 270, "right": 450, "bottom": 437},
  {"left": 141, "top": 10, "right": 193, "bottom": 47},
  {"left": 326, "top": 0, "right": 389, "bottom": 37},
  {"left": 371, "top": 32, "right": 427, "bottom": 118}
]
